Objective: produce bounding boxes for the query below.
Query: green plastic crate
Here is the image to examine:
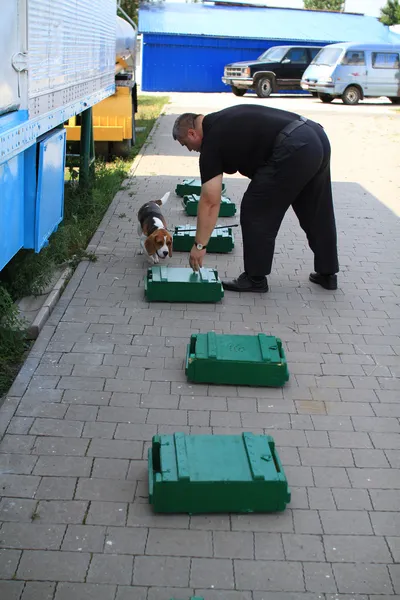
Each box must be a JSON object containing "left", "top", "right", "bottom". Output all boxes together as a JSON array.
[
  {"left": 144, "top": 267, "right": 224, "bottom": 303},
  {"left": 175, "top": 178, "right": 226, "bottom": 197},
  {"left": 183, "top": 194, "right": 236, "bottom": 217},
  {"left": 185, "top": 332, "right": 289, "bottom": 387},
  {"left": 173, "top": 225, "right": 234, "bottom": 253},
  {"left": 148, "top": 432, "right": 291, "bottom": 513}
]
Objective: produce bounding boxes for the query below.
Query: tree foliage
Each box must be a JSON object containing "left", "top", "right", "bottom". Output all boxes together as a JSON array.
[
  {"left": 303, "top": 0, "right": 344, "bottom": 11},
  {"left": 379, "top": 0, "right": 400, "bottom": 25}
]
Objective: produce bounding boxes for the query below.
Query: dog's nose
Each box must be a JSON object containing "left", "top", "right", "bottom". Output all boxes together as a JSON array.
[{"left": 163, "top": 250, "right": 168, "bottom": 257}]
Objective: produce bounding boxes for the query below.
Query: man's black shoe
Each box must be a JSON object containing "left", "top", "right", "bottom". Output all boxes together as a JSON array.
[
  {"left": 222, "top": 272, "right": 269, "bottom": 293},
  {"left": 309, "top": 272, "right": 337, "bottom": 290}
]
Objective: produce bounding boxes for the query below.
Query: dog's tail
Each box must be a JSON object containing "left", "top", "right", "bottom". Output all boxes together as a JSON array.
[{"left": 155, "top": 192, "right": 170, "bottom": 207}]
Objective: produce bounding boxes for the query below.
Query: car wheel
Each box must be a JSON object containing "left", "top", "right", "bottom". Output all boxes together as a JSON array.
[
  {"left": 342, "top": 86, "right": 361, "bottom": 105},
  {"left": 318, "top": 93, "right": 334, "bottom": 103},
  {"left": 389, "top": 97, "right": 400, "bottom": 104},
  {"left": 231, "top": 86, "right": 246, "bottom": 97},
  {"left": 256, "top": 77, "right": 273, "bottom": 98},
  {"left": 311, "top": 92, "right": 318, "bottom": 97}
]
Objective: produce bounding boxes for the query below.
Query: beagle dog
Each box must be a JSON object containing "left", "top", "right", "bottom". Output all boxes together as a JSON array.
[{"left": 137, "top": 192, "right": 172, "bottom": 264}]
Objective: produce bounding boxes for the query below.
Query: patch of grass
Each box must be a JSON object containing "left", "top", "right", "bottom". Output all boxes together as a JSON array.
[{"left": 0, "top": 93, "right": 169, "bottom": 398}]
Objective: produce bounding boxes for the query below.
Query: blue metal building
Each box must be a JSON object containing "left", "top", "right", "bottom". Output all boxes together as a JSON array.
[{"left": 138, "top": 1, "right": 400, "bottom": 92}]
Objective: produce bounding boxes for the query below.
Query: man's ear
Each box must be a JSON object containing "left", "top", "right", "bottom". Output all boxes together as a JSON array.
[{"left": 144, "top": 235, "right": 156, "bottom": 256}]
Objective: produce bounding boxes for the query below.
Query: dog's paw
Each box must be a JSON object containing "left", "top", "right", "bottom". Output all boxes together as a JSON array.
[{"left": 153, "top": 254, "right": 160, "bottom": 264}]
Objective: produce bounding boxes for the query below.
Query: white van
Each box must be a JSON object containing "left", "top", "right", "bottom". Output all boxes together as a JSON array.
[{"left": 301, "top": 42, "right": 400, "bottom": 105}]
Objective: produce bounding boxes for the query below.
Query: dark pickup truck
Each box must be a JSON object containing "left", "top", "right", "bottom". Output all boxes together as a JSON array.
[{"left": 222, "top": 45, "right": 323, "bottom": 98}]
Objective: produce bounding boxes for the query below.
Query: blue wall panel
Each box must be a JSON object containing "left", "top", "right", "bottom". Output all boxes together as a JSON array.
[
  {"left": 141, "top": 34, "right": 326, "bottom": 92},
  {"left": 0, "top": 153, "right": 25, "bottom": 271}
]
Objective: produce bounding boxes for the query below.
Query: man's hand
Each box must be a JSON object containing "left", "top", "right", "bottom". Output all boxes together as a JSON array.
[{"left": 189, "top": 245, "right": 207, "bottom": 271}]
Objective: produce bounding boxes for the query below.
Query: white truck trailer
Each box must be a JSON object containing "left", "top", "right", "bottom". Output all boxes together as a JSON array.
[{"left": 0, "top": 0, "right": 117, "bottom": 271}]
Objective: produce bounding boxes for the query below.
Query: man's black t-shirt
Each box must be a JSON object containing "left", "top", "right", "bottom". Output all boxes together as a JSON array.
[{"left": 199, "top": 104, "right": 299, "bottom": 184}]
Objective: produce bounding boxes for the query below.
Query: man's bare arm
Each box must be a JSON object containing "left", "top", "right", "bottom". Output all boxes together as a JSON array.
[{"left": 196, "top": 175, "right": 223, "bottom": 245}]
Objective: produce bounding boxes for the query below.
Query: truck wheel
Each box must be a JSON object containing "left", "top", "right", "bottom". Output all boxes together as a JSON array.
[
  {"left": 231, "top": 86, "right": 246, "bottom": 96},
  {"left": 95, "top": 142, "right": 110, "bottom": 161},
  {"left": 342, "top": 86, "right": 361, "bottom": 105},
  {"left": 389, "top": 97, "right": 400, "bottom": 104},
  {"left": 256, "top": 77, "right": 273, "bottom": 98},
  {"left": 318, "top": 93, "right": 334, "bottom": 103},
  {"left": 111, "top": 140, "right": 132, "bottom": 158}
]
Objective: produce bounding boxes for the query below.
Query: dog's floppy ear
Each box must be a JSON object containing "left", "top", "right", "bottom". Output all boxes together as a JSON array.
[
  {"left": 167, "top": 235, "right": 173, "bottom": 257},
  {"left": 144, "top": 235, "right": 156, "bottom": 256}
]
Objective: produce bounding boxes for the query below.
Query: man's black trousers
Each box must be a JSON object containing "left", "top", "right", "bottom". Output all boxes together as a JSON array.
[{"left": 240, "top": 119, "right": 339, "bottom": 277}]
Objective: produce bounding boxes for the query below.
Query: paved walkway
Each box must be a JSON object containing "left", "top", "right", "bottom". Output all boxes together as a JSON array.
[{"left": 1, "top": 94, "right": 400, "bottom": 600}]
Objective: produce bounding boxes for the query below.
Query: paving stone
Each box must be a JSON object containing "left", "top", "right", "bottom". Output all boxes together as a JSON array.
[
  {"left": 92, "top": 458, "right": 129, "bottom": 480},
  {"left": 0, "top": 453, "right": 37, "bottom": 475},
  {"left": 0, "top": 581, "right": 24, "bottom": 600},
  {"left": 282, "top": 534, "right": 325, "bottom": 561},
  {"left": 32, "top": 436, "right": 89, "bottom": 456},
  {"left": 33, "top": 456, "right": 92, "bottom": 477},
  {"left": 7, "top": 417, "right": 35, "bottom": 435},
  {"left": 300, "top": 448, "right": 354, "bottom": 467},
  {"left": 234, "top": 559, "right": 304, "bottom": 591},
  {"left": 189, "top": 514, "right": 231, "bottom": 531},
  {"left": 29, "top": 418, "right": 84, "bottom": 438},
  {"left": 353, "top": 449, "right": 390, "bottom": 468},
  {"left": 75, "top": 478, "right": 134, "bottom": 502},
  {"left": 0, "top": 548, "right": 21, "bottom": 578},
  {"left": 0, "top": 435, "right": 36, "bottom": 454},
  {"left": 17, "top": 550, "right": 90, "bottom": 581},
  {"left": 333, "top": 563, "right": 393, "bottom": 594},
  {"left": 115, "top": 587, "right": 148, "bottom": 600},
  {"left": 0, "top": 474, "right": 40, "bottom": 498},
  {"left": 319, "top": 510, "right": 373, "bottom": 535},
  {"left": 82, "top": 422, "right": 117, "bottom": 439},
  {"left": 293, "top": 510, "right": 322, "bottom": 534},
  {"left": 214, "top": 531, "right": 254, "bottom": 559},
  {"left": 0, "top": 498, "right": 37, "bottom": 522},
  {"left": 65, "top": 405, "right": 99, "bottom": 421},
  {"left": 308, "top": 488, "right": 336, "bottom": 510},
  {"left": 62, "top": 390, "right": 111, "bottom": 406},
  {"left": 115, "top": 423, "right": 158, "bottom": 441},
  {"left": 347, "top": 468, "right": 400, "bottom": 489},
  {"left": 87, "top": 439, "right": 142, "bottom": 460},
  {"left": 146, "top": 528, "right": 212, "bottom": 557},
  {"left": 34, "top": 476, "right": 76, "bottom": 500},
  {"left": 127, "top": 502, "right": 189, "bottom": 530},
  {"left": 368, "top": 487, "right": 400, "bottom": 511},
  {"left": 389, "top": 565, "right": 400, "bottom": 594},
  {"left": 86, "top": 501, "right": 127, "bottom": 526},
  {"left": 312, "top": 467, "right": 350, "bottom": 488},
  {"left": 370, "top": 512, "right": 400, "bottom": 536},
  {"left": 323, "top": 534, "right": 392, "bottom": 563},
  {"left": 387, "top": 537, "right": 400, "bottom": 562},
  {"left": 231, "top": 510, "right": 293, "bottom": 533},
  {"left": 303, "top": 562, "right": 337, "bottom": 593},
  {"left": 254, "top": 533, "right": 284, "bottom": 560},
  {"left": 133, "top": 556, "right": 190, "bottom": 587},
  {"left": 146, "top": 588, "right": 195, "bottom": 600},
  {"left": 87, "top": 554, "right": 133, "bottom": 585},
  {"left": 104, "top": 527, "right": 147, "bottom": 554},
  {"left": 34, "top": 499, "right": 87, "bottom": 524},
  {"left": 21, "top": 581, "right": 55, "bottom": 600},
  {"left": 332, "top": 488, "right": 373, "bottom": 510},
  {"left": 55, "top": 582, "right": 116, "bottom": 600},
  {"left": 0, "top": 522, "right": 65, "bottom": 550},
  {"left": 61, "top": 525, "right": 106, "bottom": 552},
  {"left": 190, "top": 558, "right": 234, "bottom": 589}
]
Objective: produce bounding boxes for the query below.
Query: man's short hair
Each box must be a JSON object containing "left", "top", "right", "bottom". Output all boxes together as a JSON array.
[{"left": 172, "top": 113, "right": 200, "bottom": 140}]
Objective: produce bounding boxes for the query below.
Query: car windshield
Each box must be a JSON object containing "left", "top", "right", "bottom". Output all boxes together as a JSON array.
[
  {"left": 311, "top": 48, "right": 343, "bottom": 66},
  {"left": 258, "top": 47, "right": 288, "bottom": 62}
]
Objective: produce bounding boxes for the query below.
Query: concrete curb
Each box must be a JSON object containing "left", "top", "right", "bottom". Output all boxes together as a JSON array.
[{"left": 26, "top": 266, "right": 71, "bottom": 340}]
